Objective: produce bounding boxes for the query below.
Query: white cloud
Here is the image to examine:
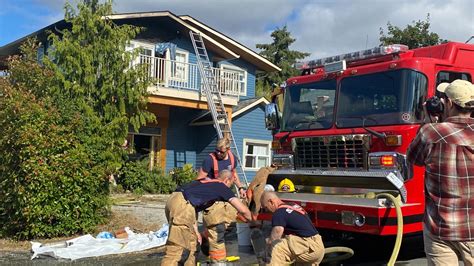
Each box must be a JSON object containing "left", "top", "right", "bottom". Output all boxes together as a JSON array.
[
  {"left": 8, "top": 0, "right": 474, "bottom": 60},
  {"left": 286, "top": 0, "right": 473, "bottom": 59}
]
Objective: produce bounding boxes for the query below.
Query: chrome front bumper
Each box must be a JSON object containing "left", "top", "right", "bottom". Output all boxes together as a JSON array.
[{"left": 268, "top": 168, "right": 408, "bottom": 203}]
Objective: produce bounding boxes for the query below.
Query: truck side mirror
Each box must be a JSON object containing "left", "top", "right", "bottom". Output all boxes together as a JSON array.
[{"left": 265, "top": 103, "right": 279, "bottom": 130}]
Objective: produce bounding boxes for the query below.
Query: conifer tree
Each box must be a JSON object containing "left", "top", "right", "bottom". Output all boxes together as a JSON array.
[
  {"left": 256, "top": 26, "right": 309, "bottom": 99},
  {"left": 45, "top": 0, "right": 155, "bottom": 172}
]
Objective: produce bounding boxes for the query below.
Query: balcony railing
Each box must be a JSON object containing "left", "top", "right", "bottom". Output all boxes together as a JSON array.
[{"left": 138, "top": 55, "right": 242, "bottom": 97}]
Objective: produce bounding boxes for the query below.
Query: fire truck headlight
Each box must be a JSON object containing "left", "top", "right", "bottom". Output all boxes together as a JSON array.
[
  {"left": 369, "top": 152, "right": 412, "bottom": 181},
  {"left": 272, "top": 154, "right": 294, "bottom": 169},
  {"left": 369, "top": 152, "right": 401, "bottom": 169}
]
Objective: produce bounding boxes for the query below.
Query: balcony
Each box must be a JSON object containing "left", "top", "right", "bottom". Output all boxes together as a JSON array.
[{"left": 138, "top": 55, "right": 242, "bottom": 99}]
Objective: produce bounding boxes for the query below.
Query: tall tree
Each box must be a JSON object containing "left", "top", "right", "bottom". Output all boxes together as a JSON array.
[
  {"left": 0, "top": 0, "right": 154, "bottom": 239},
  {"left": 379, "top": 14, "right": 445, "bottom": 49},
  {"left": 256, "top": 26, "right": 309, "bottom": 99},
  {"left": 45, "top": 0, "right": 155, "bottom": 173}
]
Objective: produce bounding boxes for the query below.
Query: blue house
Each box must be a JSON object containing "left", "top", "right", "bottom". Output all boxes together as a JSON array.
[{"left": 0, "top": 11, "right": 280, "bottom": 183}]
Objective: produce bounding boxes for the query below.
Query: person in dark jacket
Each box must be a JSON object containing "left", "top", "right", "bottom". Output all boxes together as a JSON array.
[
  {"left": 161, "top": 170, "right": 252, "bottom": 266},
  {"left": 261, "top": 191, "right": 325, "bottom": 265}
]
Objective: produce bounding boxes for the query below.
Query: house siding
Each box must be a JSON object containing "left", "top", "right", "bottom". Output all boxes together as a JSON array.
[
  {"left": 231, "top": 105, "right": 272, "bottom": 183},
  {"left": 194, "top": 125, "right": 218, "bottom": 170},
  {"left": 165, "top": 106, "right": 201, "bottom": 172},
  {"left": 192, "top": 104, "right": 271, "bottom": 183}
]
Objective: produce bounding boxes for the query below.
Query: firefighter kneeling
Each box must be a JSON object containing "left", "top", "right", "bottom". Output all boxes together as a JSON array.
[
  {"left": 161, "top": 170, "right": 252, "bottom": 266},
  {"left": 261, "top": 191, "right": 325, "bottom": 266}
]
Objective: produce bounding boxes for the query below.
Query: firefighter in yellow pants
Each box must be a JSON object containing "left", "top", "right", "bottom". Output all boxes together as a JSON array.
[
  {"left": 202, "top": 201, "right": 237, "bottom": 261},
  {"left": 196, "top": 138, "right": 247, "bottom": 262},
  {"left": 161, "top": 170, "right": 252, "bottom": 266},
  {"left": 161, "top": 192, "right": 198, "bottom": 266},
  {"left": 261, "top": 191, "right": 325, "bottom": 265}
]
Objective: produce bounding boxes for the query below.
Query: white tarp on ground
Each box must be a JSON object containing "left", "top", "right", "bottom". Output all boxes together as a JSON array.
[{"left": 30, "top": 224, "right": 169, "bottom": 261}]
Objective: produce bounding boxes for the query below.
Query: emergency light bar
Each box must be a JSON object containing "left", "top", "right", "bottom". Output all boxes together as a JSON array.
[{"left": 295, "top": 44, "right": 409, "bottom": 70}]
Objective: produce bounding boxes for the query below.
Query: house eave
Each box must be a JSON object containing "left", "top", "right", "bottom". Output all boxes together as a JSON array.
[
  {"left": 232, "top": 97, "right": 270, "bottom": 117},
  {"left": 107, "top": 11, "right": 239, "bottom": 60},
  {"left": 179, "top": 15, "right": 281, "bottom": 73},
  {"left": 1, "top": 11, "right": 240, "bottom": 61}
]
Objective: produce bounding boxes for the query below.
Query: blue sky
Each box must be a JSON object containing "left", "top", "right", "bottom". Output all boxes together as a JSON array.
[
  {"left": 0, "top": 0, "right": 64, "bottom": 46},
  {"left": 1, "top": 0, "right": 473, "bottom": 59}
]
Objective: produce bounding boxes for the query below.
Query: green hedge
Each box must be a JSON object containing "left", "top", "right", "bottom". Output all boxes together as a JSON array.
[
  {"left": 0, "top": 84, "right": 110, "bottom": 239},
  {"left": 117, "top": 162, "right": 198, "bottom": 194},
  {"left": 117, "top": 159, "right": 176, "bottom": 195}
]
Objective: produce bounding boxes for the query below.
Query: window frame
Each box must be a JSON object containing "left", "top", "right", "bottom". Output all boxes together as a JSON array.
[
  {"left": 220, "top": 64, "right": 248, "bottom": 96},
  {"left": 127, "top": 40, "right": 155, "bottom": 69},
  {"left": 127, "top": 131, "right": 162, "bottom": 170},
  {"left": 170, "top": 49, "right": 189, "bottom": 82},
  {"left": 436, "top": 71, "right": 472, "bottom": 85},
  {"left": 242, "top": 138, "right": 271, "bottom": 170}
]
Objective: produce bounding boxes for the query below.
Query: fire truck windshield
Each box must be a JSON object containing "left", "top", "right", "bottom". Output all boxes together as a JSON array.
[
  {"left": 281, "top": 79, "right": 336, "bottom": 131},
  {"left": 336, "top": 69, "right": 427, "bottom": 128}
]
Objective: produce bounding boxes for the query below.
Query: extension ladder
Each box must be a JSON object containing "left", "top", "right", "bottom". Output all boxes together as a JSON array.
[{"left": 189, "top": 31, "right": 248, "bottom": 186}]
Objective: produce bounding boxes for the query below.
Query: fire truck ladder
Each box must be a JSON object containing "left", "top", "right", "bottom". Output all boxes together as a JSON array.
[{"left": 189, "top": 31, "right": 248, "bottom": 186}]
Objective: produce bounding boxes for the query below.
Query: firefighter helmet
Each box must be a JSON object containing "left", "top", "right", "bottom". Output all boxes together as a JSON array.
[{"left": 278, "top": 178, "right": 295, "bottom": 192}]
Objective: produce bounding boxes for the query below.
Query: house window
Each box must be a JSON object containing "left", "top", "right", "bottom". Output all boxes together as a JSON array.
[
  {"left": 221, "top": 64, "right": 247, "bottom": 96},
  {"left": 243, "top": 139, "right": 271, "bottom": 170},
  {"left": 127, "top": 41, "right": 155, "bottom": 74},
  {"left": 171, "top": 50, "right": 189, "bottom": 81},
  {"left": 126, "top": 129, "right": 161, "bottom": 170}
]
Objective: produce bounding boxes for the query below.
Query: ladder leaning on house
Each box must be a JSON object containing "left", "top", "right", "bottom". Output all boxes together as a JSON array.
[{"left": 189, "top": 30, "right": 249, "bottom": 187}]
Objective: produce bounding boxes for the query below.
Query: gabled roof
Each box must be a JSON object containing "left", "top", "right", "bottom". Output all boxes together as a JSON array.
[
  {"left": 232, "top": 97, "right": 270, "bottom": 117},
  {"left": 189, "top": 97, "right": 269, "bottom": 126},
  {"left": 107, "top": 11, "right": 238, "bottom": 60},
  {"left": 1, "top": 11, "right": 280, "bottom": 73},
  {"left": 180, "top": 15, "right": 280, "bottom": 73}
]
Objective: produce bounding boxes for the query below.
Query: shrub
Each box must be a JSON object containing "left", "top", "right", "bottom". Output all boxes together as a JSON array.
[
  {"left": 0, "top": 0, "right": 154, "bottom": 239},
  {"left": 0, "top": 81, "right": 110, "bottom": 239},
  {"left": 170, "top": 164, "right": 198, "bottom": 186},
  {"left": 117, "top": 159, "right": 176, "bottom": 194}
]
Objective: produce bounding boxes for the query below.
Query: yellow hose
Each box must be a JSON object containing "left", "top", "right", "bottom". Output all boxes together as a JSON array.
[
  {"left": 377, "top": 193, "right": 403, "bottom": 266},
  {"left": 322, "top": 246, "right": 354, "bottom": 263},
  {"left": 320, "top": 192, "right": 403, "bottom": 265}
]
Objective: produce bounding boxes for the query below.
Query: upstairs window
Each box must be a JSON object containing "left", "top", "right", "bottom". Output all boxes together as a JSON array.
[
  {"left": 221, "top": 64, "right": 247, "bottom": 96},
  {"left": 170, "top": 50, "right": 189, "bottom": 81}
]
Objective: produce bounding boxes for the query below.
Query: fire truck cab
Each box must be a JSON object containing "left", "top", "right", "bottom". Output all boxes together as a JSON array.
[{"left": 263, "top": 42, "right": 474, "bottom": 239}]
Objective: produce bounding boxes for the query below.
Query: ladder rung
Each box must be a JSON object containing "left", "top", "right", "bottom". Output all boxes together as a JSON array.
[{"left": 191, "top": 29, "right": 248, "bottom": 186}]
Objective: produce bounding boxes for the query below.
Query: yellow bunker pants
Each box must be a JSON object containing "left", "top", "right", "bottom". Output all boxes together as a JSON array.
[
  {"left": 203, "top": 201, "right": 237, "bottom": 262},
  {"left": 247, "top": 166, "right": 275, "bottom": 214},
  {"left": 269, "top": 234, "right": 325, "bottom": 266},
  {"left": 161, "top": 192, "right": 198, "bottom": 266}
]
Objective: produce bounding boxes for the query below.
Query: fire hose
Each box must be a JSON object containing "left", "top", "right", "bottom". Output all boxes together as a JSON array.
[{"left": 321, "top": 192, "right": 403, "bottom": 265}]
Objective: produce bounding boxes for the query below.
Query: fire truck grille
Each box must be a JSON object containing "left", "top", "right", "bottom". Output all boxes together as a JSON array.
[{"left": 293, "top": 135, "right": 369, "bottom": 169}]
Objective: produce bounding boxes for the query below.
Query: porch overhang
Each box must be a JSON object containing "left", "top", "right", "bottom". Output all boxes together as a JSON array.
[{"left": 147, "top": 91, "right": 237, "bottom": 110}]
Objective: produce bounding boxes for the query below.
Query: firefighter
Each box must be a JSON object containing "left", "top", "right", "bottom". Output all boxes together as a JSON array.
[
  {"left": 196, "top": 138, "right": 247, "bottom": 262},
  {"left": 161, "top": 170, "right": 252, "bottom": 266},
  {"left": 260, "top": 191, "right": 325, "bottom": 266}
]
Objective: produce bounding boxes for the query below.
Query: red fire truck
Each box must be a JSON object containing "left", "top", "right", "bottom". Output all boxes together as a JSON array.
[{"left": 262, "top": 42, "right": 474, "bottom": 240}]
